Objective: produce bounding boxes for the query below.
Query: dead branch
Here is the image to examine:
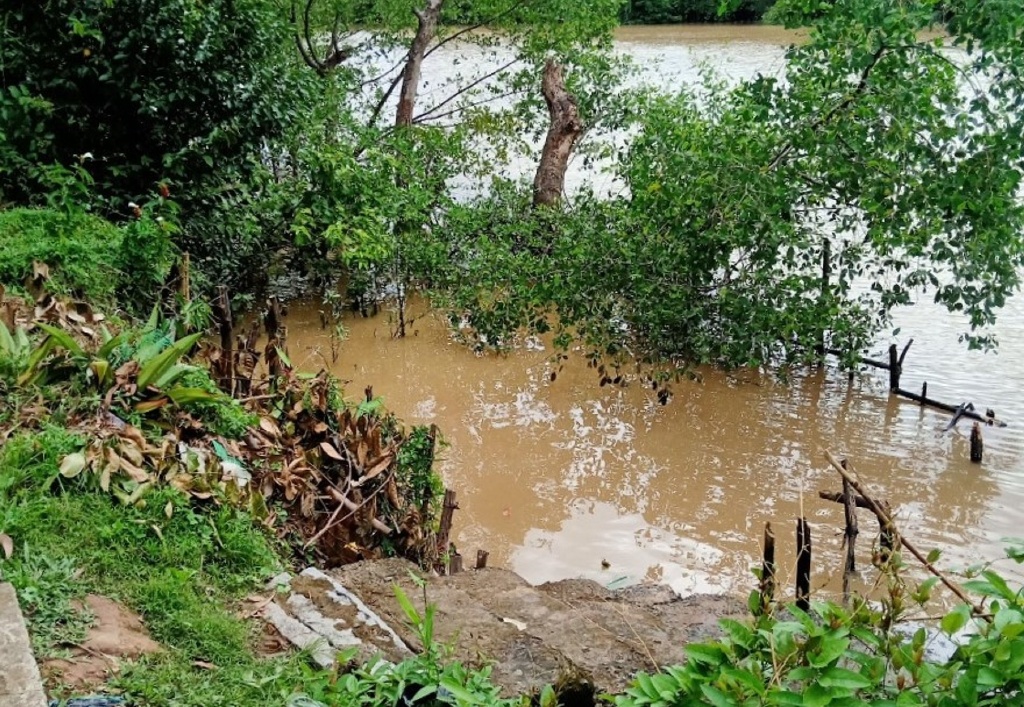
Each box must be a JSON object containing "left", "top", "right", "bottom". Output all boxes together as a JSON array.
[{"left": 824, "top": 450, "right": 988, "bottom": 619}]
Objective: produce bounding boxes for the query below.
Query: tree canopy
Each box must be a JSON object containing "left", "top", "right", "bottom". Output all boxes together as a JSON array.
[
  {"left": 2, "top": 0, "right": 1022, "bottom": 370},
  {"left": 408, "top": 0, "right": 1024, "bottom": 369}
]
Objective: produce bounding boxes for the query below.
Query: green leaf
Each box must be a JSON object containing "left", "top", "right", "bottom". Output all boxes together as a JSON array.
[
  {"left": 35, "top": 322, "right": 84, "bottom": 356},
  {"left": 942, "top": 605, "right": 970, "bottom": 636},
  {"left": 685, "top": 643, "right": 727, "bottom": 665},
  {"left": 802, "top": 682, "right": 833, "bottom": 707},
  {"left": 166, "top": 386, "right": 218, "bottom": 405},
  {"left": 155, "top": 363, "right": 198, "bottom": 389},
  {"left": 439, "top": 677, "right": 483, "bottom": 705},
  {"left": 412, "top": 685, "right": 438, "bottom": 703},
  {"left": 136, "top": 332, "right": 202, "bottom": 390},
  {"left": 818, "top": 667, "right": 871, "bottom": 690},
  {"left": 699, "top": 684, "right": 734, "bottom": 707},
  {"left": 0, "top": 321, "right": 15, "bottom": 355},
  {"left": 982, "top": 570, "right": 1017, "bottom": 602},
  {"left": 97, "top": 331, "right": 127, "bottom": 359},
  {"left": 392, "top": 584, "right": 421, "bottom": 628}
]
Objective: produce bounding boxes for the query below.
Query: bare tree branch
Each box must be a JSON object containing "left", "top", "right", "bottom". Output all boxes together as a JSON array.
[{"left": 413, "top": 57, "right": 521, "bottom": 123}]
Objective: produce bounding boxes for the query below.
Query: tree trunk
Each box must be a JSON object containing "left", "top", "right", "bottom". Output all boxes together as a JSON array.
[
  {"left": 532, "top": 59, "right": 584, "bottom": 209},
  {"left": 396, "top": 0, "right": 444, "bottom": 127}
]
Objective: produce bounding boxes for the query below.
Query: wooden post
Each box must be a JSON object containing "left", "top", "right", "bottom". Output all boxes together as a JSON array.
[
  {"left": 840, "top": 460, "right": 858, "bottom": 605},
  {"left": 796, "top": 518, "right": 811, "bottom": 612},
  {"left": 450, "top": 552, "right": 463, "bottom": 574},
  {"left": 436, "top": 489, "right": 458, "bottom": 564},
  {"left": 179, "top": 252, "right": 191, "bottom": 304},
  {"left": 818, "top": 239, "right": 831, "bottom": 360},
  {"left": 888, "top": 344, "right": 900, "bottom": 391},
  {"left": 264, "top": 297, "right": 283, "bottom": 379},
  {"left": 475, "top": 550, "right": 489, "bottom": 570},
  {"left": 921, "top": 381, "right": 927, "bottom": 405},
  {"left": 214, "top": 286, "right": 234, "bottom": 395},
  {"left": 970, "top": 422, "right": 984, "bottom": 463},
  {"left": 759, "top": 522, "right": 775, "bottom": 614}
]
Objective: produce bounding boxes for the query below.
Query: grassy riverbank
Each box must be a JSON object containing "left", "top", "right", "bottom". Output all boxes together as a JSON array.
[
  {"left": 0, "top": 426, "right": 312, "bottom": 705},
  {"left": 0, "top": 285, "right": 507, "bottom": 705}
]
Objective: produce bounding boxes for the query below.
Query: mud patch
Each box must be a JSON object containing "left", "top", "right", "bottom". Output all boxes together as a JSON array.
[{"left": 41, "top": 595, "right": 161, "bottom": 693}]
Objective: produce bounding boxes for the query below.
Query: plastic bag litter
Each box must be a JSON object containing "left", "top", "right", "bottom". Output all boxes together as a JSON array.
[
  {"left": 49, "top": 698, "right": 126, "bottom": 707},
  {"left": 286, "top": 696, "right": 327, "bottom": 707}
]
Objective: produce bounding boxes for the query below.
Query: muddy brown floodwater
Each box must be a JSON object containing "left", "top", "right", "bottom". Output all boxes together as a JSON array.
[
  {"left": 279, "top": 286, "right": 1023, "bottom": 607},
  {"left": 280, "top": 25, "right": 1023, "bottom": 605}
]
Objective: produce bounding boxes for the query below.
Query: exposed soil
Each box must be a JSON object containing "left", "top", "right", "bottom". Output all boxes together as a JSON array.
[
  {"left": 316, "top": 558, "right": 749, "bottom": 697},
  {"left": 41, "top": 595, "right": 162, "bottom": 693}
]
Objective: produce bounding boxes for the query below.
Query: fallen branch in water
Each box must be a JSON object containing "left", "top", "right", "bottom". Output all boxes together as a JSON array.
[{"left": 824, "top": 450, "right": 989, "bottom": 620}]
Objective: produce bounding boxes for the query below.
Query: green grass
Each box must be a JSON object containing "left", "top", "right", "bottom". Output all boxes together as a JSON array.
[
  {"left": 0, "top": 208, "right": 124, "bottom": 304},
  {"left": 0, "top": 426, "right": 323, "bottom": 706}
]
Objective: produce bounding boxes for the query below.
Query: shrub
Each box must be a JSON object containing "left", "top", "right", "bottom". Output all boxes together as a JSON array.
[{"left": 0, "top": 207, "right": 123, "bottom": 302}]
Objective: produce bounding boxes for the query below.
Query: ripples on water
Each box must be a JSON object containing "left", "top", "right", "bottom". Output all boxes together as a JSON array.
[{"left": 283, "top": 282, "right": 1023, "bottom": 606}]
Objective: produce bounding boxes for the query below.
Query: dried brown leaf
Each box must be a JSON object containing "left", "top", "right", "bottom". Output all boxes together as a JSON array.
[
  {"left": 320, "top": 442, "right": 344, "bottom": 461},
  {"left": 357, "top": 454, "right": 393, "bottom": 486},
  {"left": 259, "top": 417, "right": 281, "bottom": 438},
  {"left": 120, "top": 457, "right": 150, "bottom": 484}
]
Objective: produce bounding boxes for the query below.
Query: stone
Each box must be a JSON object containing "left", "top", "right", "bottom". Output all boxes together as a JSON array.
[{"left": 0, "top": 583, "right": 48, "bottom": 707}]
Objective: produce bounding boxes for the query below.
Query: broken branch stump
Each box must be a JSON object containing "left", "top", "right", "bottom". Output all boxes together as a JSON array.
[{"left": 971, "top": 422, "right": 984, "bottom": 463}]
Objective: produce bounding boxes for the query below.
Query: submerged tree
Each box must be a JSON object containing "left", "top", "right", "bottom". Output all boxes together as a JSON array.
[
  {"left": 283, "top": 0, "right": 630, "bottom": 331},
  {"left": 426, "top": 0, "right": 1024, "bottom": 368}
]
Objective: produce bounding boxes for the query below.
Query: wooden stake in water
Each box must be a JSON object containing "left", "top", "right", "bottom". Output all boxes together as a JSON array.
[
  {"left": 759, "top": 522, "right": 776, "bottom": 614},
  {"left": 970, "top": 422, "right": 984, "bottom": 464},
  {"left": 795, "top": 481, "right": 811, "bottom": 611},
  {"left": 841, "top": 459, "right": 858, "bottom": 605}
]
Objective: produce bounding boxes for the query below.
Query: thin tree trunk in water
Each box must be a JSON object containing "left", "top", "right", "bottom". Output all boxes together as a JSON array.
[
  {"left": 390, "top": 0, "right": 443, "bottom": 338},
  {"left": 533, "top": 59, "right": 584, "bottom": 209},
  {"left": 396, "top": 0, "right": 444, "bottom": 127}
]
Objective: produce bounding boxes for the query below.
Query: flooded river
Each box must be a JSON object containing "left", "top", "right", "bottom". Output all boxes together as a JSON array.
[{"left": 288, "top": 26, "right": 1022, "bottom": 604}]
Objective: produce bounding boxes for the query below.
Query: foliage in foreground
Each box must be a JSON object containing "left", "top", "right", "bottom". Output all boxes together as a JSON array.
[{"left": 616, "top": 550, "right": 1024, "bottom": 707}]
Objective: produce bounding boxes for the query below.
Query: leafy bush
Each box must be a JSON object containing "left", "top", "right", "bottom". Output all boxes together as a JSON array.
[
  {"left": 1, "top": 0, "right": 324, "bottom": 299},
  {"left": 178, "top": 368, "right": 259, "bottom": 440},
  {"left": 0, "top": 207, "right": 123, "bottom": 302},
  {"left": 616, "top": 546, "right": 1024, "bottom": 707},
  {"left": 0, "top": 205, "right": 175, "bottom": 307}
]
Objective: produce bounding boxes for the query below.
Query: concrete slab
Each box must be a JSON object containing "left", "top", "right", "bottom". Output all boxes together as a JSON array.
[{"left": 0, "top": 583, "right": 48, "bottom": 707}]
